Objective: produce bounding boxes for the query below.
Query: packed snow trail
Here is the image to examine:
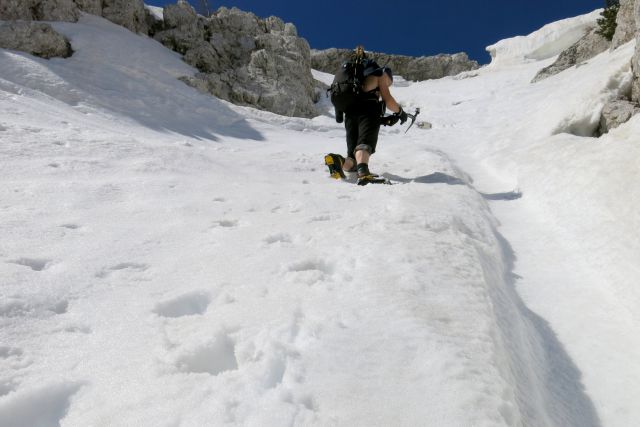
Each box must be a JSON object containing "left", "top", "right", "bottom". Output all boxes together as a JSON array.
[
  {"left": 0, "top": 12, "right": 638, "bottom": 426},
  {"left": 389, "top": 12, "right": 640, "bottom": 426}
]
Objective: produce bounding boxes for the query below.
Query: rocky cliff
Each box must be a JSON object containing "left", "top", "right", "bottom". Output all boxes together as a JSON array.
[
  {"left": 611, "top": 0, "right": 640, "bottom": 130},
  {"left": 632, "top": 0, "right": 640, "bottom": 101},
  {"left": 530, "top": 0, "right": 640, "bottom": 134},
  {"left": 311, "top": 48, "right": 479, "bottom": 81},
  {"left": 154, "top": 3, "right": 319, "bottom": 118},
  {"left": 534, "top": 0, "right": 638, "bottom": 84}
]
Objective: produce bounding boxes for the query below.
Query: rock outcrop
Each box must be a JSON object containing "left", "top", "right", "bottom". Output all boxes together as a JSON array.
[
  {"left": 157, "top": 4, "right": 318, "bottom": 118},
  {"left": 632, "top": 0, "right": 640, "bottom": 102},
  {"left": 612, "top": 0, "right": 637, "bottom": 49},
  {"left": 101, "top": 0, "right": 148, "bottom": 34},
  {"left": 0, "top": 0, "right": 79, "bottom": 21},
  {"left": 0, "top": 0, "right": 148, "bottom": 34},
  {"left": 0, "top": 21, "right": 72, "bottom": 58},
  {"left": 598, "top": 98, "right": 640, "bottom": 134},
  {"left": 532, "top": 28, "right": 609, "bottom": 83},
  {"left": 311, "top": 48, "right": 479, "bottom": 81}
]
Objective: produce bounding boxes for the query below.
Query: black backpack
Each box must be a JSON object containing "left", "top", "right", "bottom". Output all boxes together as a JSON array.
[{"left": 328, "top": 54, "right": 379, "bottom": 114}]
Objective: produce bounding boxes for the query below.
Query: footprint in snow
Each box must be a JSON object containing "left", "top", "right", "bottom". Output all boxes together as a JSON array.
[
  {"left": 0, "top": 382, "right": 83, "bottom": 426},
  {"left": 153, "top": 291, "right": 211, "bottom": 318},
  {"left": 0, "top": 379, "right": 17, "bottom": 397},
  {"left": 174, "top": 332, "right": 238, "bottom": 376},
  {"left": 263, "top": 232, "right": 292, "bottom": 245},
  {"left": 0, "top": 346, "right": 24, "bottom": 360},
  {"left": 310, "top": 214, "right": 334, "bottom": 222},
  {"left": 211, "top": 219, "right": 238, "bottom": 229},
  {"left": 7, "top": 258, "right": 52, "bottom": 271},
  {"left": 96, "top": 262, "right": 149, "bottom": 278},
  {"left": 286, "top": 259, "right": 334, "bottom": 285},
  {"left": 49, "top": 300, "right": 69, "bottom": 315},
  {"left": 60, "top": 223, "right": 80, "bottom": 230},
  {"left": 288, "top": 259, "right": 333, "bottom": 274},
  {"left": 63, "top": 324, "right": 92, "bottom": 334}
]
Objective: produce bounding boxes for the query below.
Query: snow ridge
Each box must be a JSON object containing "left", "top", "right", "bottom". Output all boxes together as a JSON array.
[{"left": 486, "top": 10, "right": 602, "bottom": 66}]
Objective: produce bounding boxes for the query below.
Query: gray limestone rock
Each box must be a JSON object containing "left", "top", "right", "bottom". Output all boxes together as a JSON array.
[
  {"left": 37, "top": 0, "right": 79, "bottom": 21},
  {"left": 164, "top": 5, "right": 318, "bottom": 118},
  {"left": 0, "top": 0, "right": 79, "bottom": 21},
  {"left": 183, "top": 41, "right": 219, "bottom": 72},
  {"left": 632, "top": 0, "right": 640, "bottom": 102},
  {"left": 163, "top": 0, "right": 199, "bottom": 28},
  {"left": 102, "top": 0, "right": 148, "bottom": 34},
  {"left": 532, "top": 28, "right": 610, "bottom": 83},
  {"left": 0, "top": 21, "right": 72, "bottom": 59},
  {"left": 154, "top": 1, "right": 206, "bottom": 54},
  {"left": 0, "top": 0, "right": 33, "bottom": 20},
  {"left": 598, "top": 98, "right": 640, "bottom": 134},
  {"left": 612, "top": 0, "right": 637, "bottom": 49},
  {"left": 311, "top": 48, "right": 479, "bottom": 81},
  {"left": 0, "top": 0, "right": 148, "bottom": 35},
  {"left": 74, "top": 0, "right": 102, "bottom": 16}
]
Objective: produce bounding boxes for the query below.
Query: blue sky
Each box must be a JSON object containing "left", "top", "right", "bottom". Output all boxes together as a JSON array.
[{"left": 146, "top": 0, "right": 605, "bottom": 63}]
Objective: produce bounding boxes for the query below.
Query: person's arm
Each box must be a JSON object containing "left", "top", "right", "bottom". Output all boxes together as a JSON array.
[{"left": 378, "top": 76, "right": 401, "bottom": 113}]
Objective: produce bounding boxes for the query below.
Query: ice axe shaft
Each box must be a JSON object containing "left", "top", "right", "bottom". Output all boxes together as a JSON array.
[{"left": 405, "top": 108, "right": 420, "bottom": 133}]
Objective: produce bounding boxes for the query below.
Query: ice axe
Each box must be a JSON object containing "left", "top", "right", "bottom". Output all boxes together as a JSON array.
[{"left": 404, "top": 108, "right": 420, "bottom": 133}]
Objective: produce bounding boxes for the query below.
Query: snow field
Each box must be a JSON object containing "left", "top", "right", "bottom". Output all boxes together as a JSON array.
[
  {"left": 0, "top": 15, "right": 537, "bottom": 426},
  {"left": 1, "top": 9, "right": 639, "bottom": 427}
]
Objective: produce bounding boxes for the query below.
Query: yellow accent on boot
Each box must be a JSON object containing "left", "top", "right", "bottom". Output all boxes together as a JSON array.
[{"left": 324, "top": 154, "right": 343, "bottom": 179}]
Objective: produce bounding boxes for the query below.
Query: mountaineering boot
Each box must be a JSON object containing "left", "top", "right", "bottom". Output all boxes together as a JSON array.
[
  {"left": 357, "top": 174, "right": 389, "bottom": 186},
  {"left": 356, "top": 162, "right": 370, "bottom": 177},
  {"left": 356, "top": 163, "right": 387, "bottom": 185},
  {"left": 324, "top": 153, "right": 346, "bottom": 179}
]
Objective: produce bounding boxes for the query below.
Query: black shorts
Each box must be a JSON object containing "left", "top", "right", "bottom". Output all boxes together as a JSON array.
[{"left": 344, "top": 101, "right": 382, "bottom": 159}]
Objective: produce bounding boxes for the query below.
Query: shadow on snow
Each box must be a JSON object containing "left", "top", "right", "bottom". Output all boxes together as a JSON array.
[{"left": 383, "top": 172, "right": 522, "bottom": 200}]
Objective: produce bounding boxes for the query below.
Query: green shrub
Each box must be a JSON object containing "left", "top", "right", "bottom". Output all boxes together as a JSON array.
[{"left": 596, "top": 0, "right": 620, "bottom": 41}]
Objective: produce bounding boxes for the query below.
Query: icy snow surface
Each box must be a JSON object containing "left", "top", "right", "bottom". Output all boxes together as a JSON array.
[{"left": 1, "top": 12, "right": 639, "bottom": 427}]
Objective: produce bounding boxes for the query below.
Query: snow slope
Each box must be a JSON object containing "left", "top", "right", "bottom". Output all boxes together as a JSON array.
[
  {"left": 1, "top": 11, "right": 639, "bottom": 427},
  {"left": 392, "top": 14, "right": 640, "bottom": 426}
]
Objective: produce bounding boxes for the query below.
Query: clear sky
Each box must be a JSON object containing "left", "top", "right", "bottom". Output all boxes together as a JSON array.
[{"left": 146, "top": 0, "right": 605, "bottom": 64}]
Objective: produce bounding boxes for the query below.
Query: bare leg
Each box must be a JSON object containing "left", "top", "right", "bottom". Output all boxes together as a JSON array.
[
  {"left": 355, "top": 150, "right": 370, "bottom": 165},
  {"left": 343, "top": 157, "right": 356, "bottom": 172}
]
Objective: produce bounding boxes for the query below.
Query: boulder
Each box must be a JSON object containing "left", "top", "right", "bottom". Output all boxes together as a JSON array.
[
  {"left": 0, "top": 0, "right": 32, "bottom": 21},
  {"left": 75, "top": 0, "right": 102, "bottom": 16},
  {"left": 0, "top": 0, "right": 79, "bottom": 22},
  {"left": 37, "top": 0, "right": 80, "bottom": 21},
  {"left": 612, "top": 0, "right": 637, "bottom": 49},
  {"left": 598, "top": 98, "right": 640, "bottom": 134},
  {"left": 0, "top": 21, "right": 72, "bottom": 59},
  {"left": 311, "top": 48, "right": 479, "bottom": 81},
  {"left": 102, "top": 0, "right": 148, "bottom": 34},
  {"left": 154, "top": 1, "right": 206, "bottom": 54},
  {"left": 532, "top": 28, "right": 610, "bottom": 83}
]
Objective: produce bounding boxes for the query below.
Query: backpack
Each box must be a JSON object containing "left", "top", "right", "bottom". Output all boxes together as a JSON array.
[{"left": 328, "top": 51, "right": 380, "bottom": 114}]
